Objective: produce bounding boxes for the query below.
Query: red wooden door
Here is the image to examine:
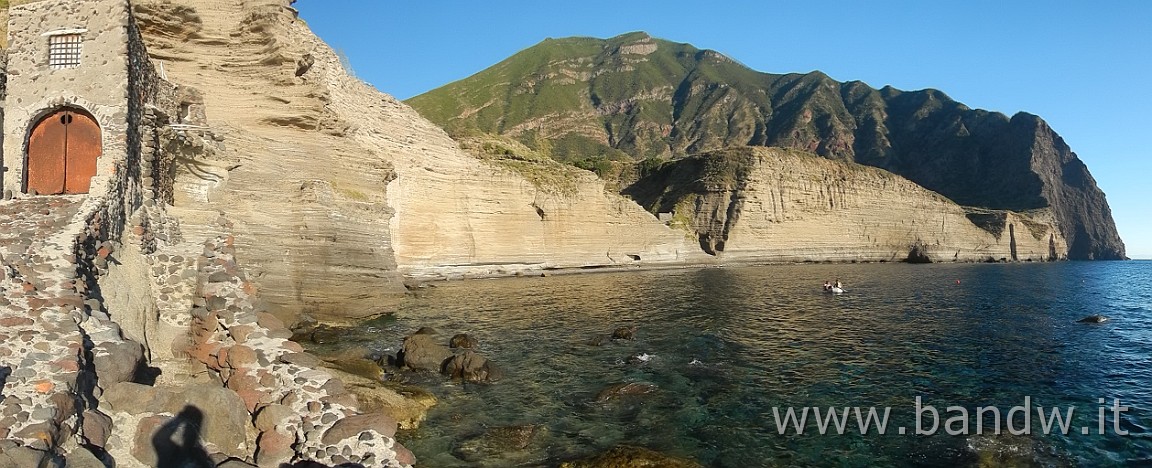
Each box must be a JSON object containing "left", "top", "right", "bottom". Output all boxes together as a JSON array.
[
  {"left": 26, "top": 110, "right": 101, "bottom": 195},
  {"left": 64, "top": 112, "right": 101, "bottom": 194}
]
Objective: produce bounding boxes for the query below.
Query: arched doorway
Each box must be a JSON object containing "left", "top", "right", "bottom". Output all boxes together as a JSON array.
[{"left": 25, "top": 108, "right": 102, "bottom": 195}]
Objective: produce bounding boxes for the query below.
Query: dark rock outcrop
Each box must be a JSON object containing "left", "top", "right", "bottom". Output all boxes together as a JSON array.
[
  {"left": 441, "top": 350, "right": 502, "bottom": 383},
  {"left": 449, "top": 333, "right": 478, "bottom": 349},
  {"left": 396, "top": 329, "right": 453, "bottom": 372}
]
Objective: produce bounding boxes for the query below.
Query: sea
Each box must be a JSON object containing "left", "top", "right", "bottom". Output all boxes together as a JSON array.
[{"left": 318, "top": 261, "right": 1152, "bottom": 467}]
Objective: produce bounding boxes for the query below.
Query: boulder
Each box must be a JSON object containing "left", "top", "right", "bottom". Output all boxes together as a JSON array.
[
  {"left": 327, "top": 357, "right": 384, "bottom": 381},
  {"left": 132, "top": 414, "right": 172, "bottom": 467},
  {"left": 102, "top": 382, "right": 179, "bottom": 414},
  {"left": 449, "top": 333, "right": 478, "bottom": 349},
  {"left": 255, "top": 429, "right": 295, "bottom": 467},
  {"left": 559, "top": 445, "right": 703, "bottom": 468},
  {"left": 0, "top": 445, "right": 49, "bottom": 468},
  {"left": 92, "top": 340, "right": 144, "bottom": 386},
  {"left": 139, "top": 408, "right": 216, "bottom": 468},
  {"left": 322, "top": 367, "right": 436, "bottom": 430},
  {"left": 394, "top": 443, "right": 417, "bottom": 466},
  {"left": 181, "top": 385, "right": 251, "bottom": 458},
  {"left": 442, "top": 350, "right": 502, "bottom": 383},
  {"left": 254, "top": 404, "right": 297, "bottom": 432},
  {"left": 595, "top": 382, "right": 658, "bottom": 402},
  {"left": 63, "top": 446, "right": 105, "bottom": 468},
  {"left": 321, "top": 413, "right": 398, "bottom": 445},
  {"left": 81, "top": 409, "right": 114, "bottom": 447},
  {"left": 396, "top": 330, "right": 452, "bottom": 372}
]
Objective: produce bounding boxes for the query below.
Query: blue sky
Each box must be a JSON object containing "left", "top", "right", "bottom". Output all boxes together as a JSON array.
[{"left": 295, "top": 1, "right": 1151, "bottom": 258}]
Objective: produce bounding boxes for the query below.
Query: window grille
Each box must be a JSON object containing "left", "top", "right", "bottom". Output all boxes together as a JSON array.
[{"left": 49, "top": 34, "right": 82, "bottom": 69}]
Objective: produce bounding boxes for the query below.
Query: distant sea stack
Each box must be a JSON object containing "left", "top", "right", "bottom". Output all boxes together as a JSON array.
[{"left": 408, "top": 31, "right": 1125, "bottom": 260}]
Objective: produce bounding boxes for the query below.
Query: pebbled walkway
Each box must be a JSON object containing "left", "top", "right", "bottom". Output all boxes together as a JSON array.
[{"left": 0, "top": 197, "right": 89, "bottom": 445}]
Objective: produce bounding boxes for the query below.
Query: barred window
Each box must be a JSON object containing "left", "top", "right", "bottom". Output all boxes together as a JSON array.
[{"left": 49, "top": 34, "right": 82, "bottom": 69}]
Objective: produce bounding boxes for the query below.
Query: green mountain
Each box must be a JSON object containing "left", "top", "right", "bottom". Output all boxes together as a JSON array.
[{"left": 407, "top": 32, "right": 1125, "bottom": 260}]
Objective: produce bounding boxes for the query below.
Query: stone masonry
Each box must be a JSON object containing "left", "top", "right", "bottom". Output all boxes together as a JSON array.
[{"left": 0, "top": 0, "right": 417, "bottom": 466}]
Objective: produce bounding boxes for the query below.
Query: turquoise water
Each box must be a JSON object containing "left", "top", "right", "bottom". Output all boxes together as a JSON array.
[{"left": 336, "top": 262, "right": 1152, "bottom": 466}]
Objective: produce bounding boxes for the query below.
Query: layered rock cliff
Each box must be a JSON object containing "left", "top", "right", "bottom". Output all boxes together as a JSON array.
[
  {"left": 128, "top": 1, "right": 1120, "bottom": 325},
  {"left": 409, "top": 32, "right": 1125, "bottom": 260},
  {"left": 626, "top": 147, "right": 1065, "bottom": 262},
  {"left": 133, "top": 0, "right": 698, "bottom": 322}
]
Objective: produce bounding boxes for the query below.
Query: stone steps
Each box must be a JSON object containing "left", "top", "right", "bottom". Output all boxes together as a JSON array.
[{"left": 0, "top": 198, "right": 96, "bottom": 456}]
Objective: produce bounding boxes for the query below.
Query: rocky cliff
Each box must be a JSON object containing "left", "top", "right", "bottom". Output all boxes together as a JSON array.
[
  {"left": 133, "top": 1, "right": 699, "bottom": 323},
  {"left": 129, "top": 2, "right": 1120, "bottom": 325},
  {"left": 626, "top": 147, "right": 1065, "bottom": 262},
  {"left": 408, "top": 32, "right": 1125, "bottom": 260}
]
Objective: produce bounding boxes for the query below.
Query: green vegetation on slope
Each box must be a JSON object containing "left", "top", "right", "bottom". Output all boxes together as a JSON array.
[{"left": 407, "top": 31, "right": 1126, "bottom": 260}]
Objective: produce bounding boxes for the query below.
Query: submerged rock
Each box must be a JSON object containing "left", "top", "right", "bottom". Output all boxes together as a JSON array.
[
  {"left": 559, "top": 445, "right": 703, "bottom": 468},
  {"left": 612, "top": 326, "right": 637, "bottom": 340},
  {"left": 453, "top": 424, "right": 546, "bottom": 462},
  {"left": 964, "top": 433, "right": 1066, "bottom": 467},
  {"left": 1077, "top": 314, "right": 1109, "bottom": 323},
  {"left": 595, "top": 382, "right": 657, "bottom": 402},
  {"left": 626, "top": 353, "right": 654, "bottom": 365}
]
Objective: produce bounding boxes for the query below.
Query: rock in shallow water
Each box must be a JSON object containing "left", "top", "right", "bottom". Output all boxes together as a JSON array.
[
  {"left": 449, "top": 333, "right": 478, "bottom": 349},
  {"left": 397, "top": 329, "right": 453, "bottom": 372},
  {"left": 559, "top": 445, "right": 703, "bottom": 468},
  {"left": 452, "top": 424, "right": 546, "bottom": 462},
  {"left": 442, "top": 350, "right": 502, "bottom": 383},
  {"left": 611, "top": 326, "right": 637, "bottom": 340},
  {"left": 594, "top": 382, "right": 657, "bottom": 402},
  {"left": 1076, "top": 314, "right": 1108, "bottom": 323}
]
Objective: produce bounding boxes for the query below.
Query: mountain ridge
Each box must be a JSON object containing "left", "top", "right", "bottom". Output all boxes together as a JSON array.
[{"left": 407, "top": 31, "right": 1125, "bottom": 260}]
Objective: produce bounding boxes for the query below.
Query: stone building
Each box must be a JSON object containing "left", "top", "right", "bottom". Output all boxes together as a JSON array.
[{"left": 2, "top": 0, "right": 133, "bottom": 199}]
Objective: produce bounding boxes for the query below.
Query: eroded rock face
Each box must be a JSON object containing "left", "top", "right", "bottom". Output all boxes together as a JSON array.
[
  {"left": 627, "top": 147, "right": 1069, "bottom": 262},
  {"left": 135, "top": 0, "right": 701, "bottom": 327}
]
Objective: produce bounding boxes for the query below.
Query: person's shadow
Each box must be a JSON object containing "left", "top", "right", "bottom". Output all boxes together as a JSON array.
[{"left": 152, "top": 406, "right": 214, "bottom": 468}]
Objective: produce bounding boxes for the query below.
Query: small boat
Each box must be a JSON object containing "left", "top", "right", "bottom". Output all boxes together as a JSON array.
[{"left": 829, "top": 287, "right": 844, "bottom": 294}]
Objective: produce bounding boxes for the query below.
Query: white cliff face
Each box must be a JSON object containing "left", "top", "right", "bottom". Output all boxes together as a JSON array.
[
  {"left": 643, "top": 148, "right": 1066, "bottom": 263},
  {"left": 135, "top": 0, "right": 698, "bottom": 322}
]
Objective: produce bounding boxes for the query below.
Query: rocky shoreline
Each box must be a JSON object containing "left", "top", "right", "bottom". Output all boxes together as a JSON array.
[
  {"left": 402, "top": 253, "right": 1071, "bottom": 285},
  {"left": 0, "top": 192, "right": 427, "bottom": 466},
  {"left": 298, "top": 320, "right": 712, "bottom": 468}
]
